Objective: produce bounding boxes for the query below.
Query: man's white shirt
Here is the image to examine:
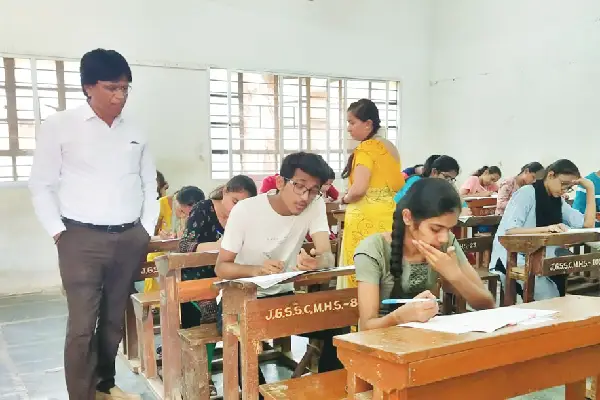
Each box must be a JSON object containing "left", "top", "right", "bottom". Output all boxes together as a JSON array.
[{"left": 29, "top": 103, "right": 159, "bottom": 237}]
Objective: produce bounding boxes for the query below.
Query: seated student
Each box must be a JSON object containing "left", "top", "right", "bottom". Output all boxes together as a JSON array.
[
  {"left": 490, "top": 159, "right": 597, "bottom": 300},
  {"left": 144, "top": 186, "right": 205, "bottom": 293},
  {"left": 572, "top": 168, "right": 600, "bottom": 227},
  {"left": 402, "top": 164, "right": 424, "bottom": 180},
  {"left": 355, "top": 178, "right": 495, "bottom": 331},
  {"left": 215, "top": 152, "right": 346, "bottom": 393},
  {"left": 156, "top": 170, "right": 169, "bottom": 199},
  {"left": 460, "top": 166, "right": 502, "bottom": 197},
  {"left": 321, "top": 166, "right": 340, "bottom": 202},
  {"left": 177, "top": 175, "right": 257, "bottom": 397},
  {"left": 260, "top": 166, "right": 340, "bottom": 202},
  {"left": 495, "top": 162, "right": 544, "bottom": 216},
  {"left": 394, "top": 155, "right": 460, "bottom": 203}
]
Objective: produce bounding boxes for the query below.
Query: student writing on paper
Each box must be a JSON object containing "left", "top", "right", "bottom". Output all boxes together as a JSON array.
[
  {"left": 176, "top": 176, "right": 257, "bottom": 396},
  {"left": 572, "top": 169, "right": 600, "bottom": 227},
  {"left": 355, "top": 179, "right": 495, "bottom": 331},
  {"left": 490, "top": 159, "right": 597, "bottom": 300},
  {"left": 215, "top": 152, "right": 346, "bottom": 395},
  {"left": 495, "top": 162, "right": 544, "bottom": 216},
  {"left": 460, "top": 165, "right": 502, "bottom": 197}
]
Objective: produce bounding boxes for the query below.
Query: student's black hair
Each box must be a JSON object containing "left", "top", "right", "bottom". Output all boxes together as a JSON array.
[
  {"left": 210, "top": 174, "right": 258, "bottom": 200},
  {"left": 473, "top": 165, "right": 502, "bottom": 177},
  {"left": 519, "top": 161, "right": 544, "bottom": 175},
  {"left": 543, "top": 159, "right": 580, "bottom": 179},
  {"left": 390, "top": 178, "right": 462, "bottom": 278},
  {"left": 341, "top": 99, "right": 381, "bottom": 179},
  {"left": 413, "top": 164, "right": 424, "bottom": 170},
  {"left": 175, "top": 186, "right": 205, "bottom": 206},
  {"left": 80, "top": 49, "right": 132, "bottom": 98},
  {"left": 327, "top": 166, "right": 336, "bottom": 181},
  {"left": 156, "top": 170, "right": 167, "bottom": 200},
  {"left": 422, "top": 155, "right": 461, "bottom": 178},
  {"left": 280, "top": 152, "right": 330, "bottom": 186}
]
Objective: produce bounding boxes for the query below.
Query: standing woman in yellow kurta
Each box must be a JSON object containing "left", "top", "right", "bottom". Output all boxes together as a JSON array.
[{"left": 339, "top": 99, "right": 404, "bottom": 288}]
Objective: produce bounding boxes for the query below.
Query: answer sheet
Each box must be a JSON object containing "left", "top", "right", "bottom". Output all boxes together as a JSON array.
[{"left": 399, "top": 307, "right": 558, "bottom": 334}]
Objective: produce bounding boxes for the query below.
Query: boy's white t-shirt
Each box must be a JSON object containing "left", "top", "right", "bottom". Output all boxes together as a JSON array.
[{"left": 220, "top": 193, "right": 330, "bottom": 297}]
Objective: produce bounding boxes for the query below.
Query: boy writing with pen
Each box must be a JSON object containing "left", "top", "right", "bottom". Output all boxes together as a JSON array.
[
  {"left": 354, "top": 178, "right": 496, "bottom": 331},
  {"left": 215, "top": 152, "right": 346, "bottom": 396}
]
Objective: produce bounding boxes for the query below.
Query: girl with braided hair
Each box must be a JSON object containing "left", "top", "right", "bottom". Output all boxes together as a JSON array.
[{"left": 354, "top": 178, "right": 496, "bottom": 331}]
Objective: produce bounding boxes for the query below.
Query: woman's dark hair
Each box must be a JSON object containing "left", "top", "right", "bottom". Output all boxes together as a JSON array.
[
  {"left": 279, "top": 152, "right": 330, "bottom": 186},
  {"left": 543, "top": 159, "right": 580, "bottom": 179},
  {"left": 80, "top": 49, "right": 132, "bottom": 98},
  {"left": 176, "top": 186, "right": 205, "bottom": 206},
  {"left": 422, "top": 155, "right": 461, "bottom": 178},
  {"left": 473, "top": 165, "right": 502, "bottom": 177},
  {"left": 520, "top": 161, "right": 544, "bottom": 174},
  {"left": 327, "top": 166, "right": 336, "bottom": 181},
  {"left": 210, "top": 174, "right": 258, "bottom": 200},
  {"left": 390, "top": 179, "right": 461, "bottom": 278},
  {"left": 341, "top": 99, "right": 381, "bottom": 179},
  {"left": 390, "top": 179, "right": 462, "bottom": 278},
  {"left": 156, "top": 170, "right": 167, "bottom": 200}
]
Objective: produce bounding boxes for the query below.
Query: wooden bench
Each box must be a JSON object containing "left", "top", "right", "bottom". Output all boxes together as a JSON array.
[
  {"left": 221, "top": 267, "right": 357, "bottom": 400},
  {"left": 154, "top": 251, "right": 220, "bottom": 400},
  {"left": 121, "top": 238, "right": 180, "bottom": 373},
  {"left": 260, "top": 370, "right": 350, "bottom": 400},
  {"left": 335, "top": 295, "right": 600, "bottom": 400},
  {"left": 499, "top": 230, "right": 600, "bottom": 305}
]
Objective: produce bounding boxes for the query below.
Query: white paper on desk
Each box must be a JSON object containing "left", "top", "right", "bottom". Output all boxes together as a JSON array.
[
  {"left": 215, "top": 270, "right": 306, "bottom": 289},
  {"left": 558, "top": 228, "right": 600, "bottom": 234},
  {"left": 399, "top": 308, "right": 558, "bottom": 334},
  {"left": 311, "top": 265, "right": 355, "bottom": 273},
  {"left": 199, "top": 250, "right": 219, "bottom": 254},
  {"left": 458, "top": 216, "right": 471, "bottom": 223}
]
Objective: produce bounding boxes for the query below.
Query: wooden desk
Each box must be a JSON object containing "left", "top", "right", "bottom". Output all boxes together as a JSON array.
[
  {"left": 455, "top": 215, "right": 501, "bottom": 239},
  {"left": 499, "top": 231, "right": 600, "bottom": 305},
  {"left": 464, "top": 197, "right": 497, "bottom": 217},
  {"left": 335, "top": 295, "right": 600, "bottom": 400},
  {"left": 221, "top": 268, "right": 357, "bottom": 400}
]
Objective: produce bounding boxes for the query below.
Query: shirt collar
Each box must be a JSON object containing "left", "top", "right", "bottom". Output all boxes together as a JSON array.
[{"left": 80, "top": 101, "right": 125, "bottom": 124}]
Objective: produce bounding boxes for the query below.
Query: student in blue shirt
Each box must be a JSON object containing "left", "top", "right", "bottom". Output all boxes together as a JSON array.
[
  {"left": 490, "top": 159, "right": 597, "bottom": 300},
  {"left": 573, "top": 170, "right": 600, "bottom": 227},
  {"left": 394, "top": 155, "right": 460, "bottom": 203}
]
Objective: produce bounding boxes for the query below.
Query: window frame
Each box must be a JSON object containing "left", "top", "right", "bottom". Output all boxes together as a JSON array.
[{"left": 208, "top": 67, "right": 401, "bottom": 181}]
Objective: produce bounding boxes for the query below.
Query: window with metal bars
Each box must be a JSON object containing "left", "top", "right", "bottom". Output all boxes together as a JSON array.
[
  {"left": 0, "top": 57, "right": 87, "bottom": 182},
  {"left": 209, "top": 68, "right": 400, "bottom": 180}
]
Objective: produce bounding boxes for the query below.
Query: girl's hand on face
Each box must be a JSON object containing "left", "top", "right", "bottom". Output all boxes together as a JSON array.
[{"left": 413, "top": 240, "right": 462, "bottom": 281}]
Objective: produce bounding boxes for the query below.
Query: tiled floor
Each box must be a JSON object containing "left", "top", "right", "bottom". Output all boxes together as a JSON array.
[{"left": 0, "top": 291, "right": 575, "bottom": 399}]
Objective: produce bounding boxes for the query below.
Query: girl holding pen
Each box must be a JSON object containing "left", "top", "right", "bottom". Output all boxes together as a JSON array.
[{"left": 354, "top": 178, "right": 496, "bottom": 331}]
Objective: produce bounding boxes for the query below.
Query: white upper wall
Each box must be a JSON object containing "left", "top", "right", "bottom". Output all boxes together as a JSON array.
[
  {"left": 0, "top": 0, "right": 433, "bottom": 294},
  {"left": 430, "top": 0, "right": 600, "bottom": 180}
]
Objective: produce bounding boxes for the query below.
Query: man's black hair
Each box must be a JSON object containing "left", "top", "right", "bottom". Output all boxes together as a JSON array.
[
  {"left": 80, "top": 49, "right": 132, "bottom": 98},
  {"left": 280, "top": 152, "right": 330, "bottom": 186}
]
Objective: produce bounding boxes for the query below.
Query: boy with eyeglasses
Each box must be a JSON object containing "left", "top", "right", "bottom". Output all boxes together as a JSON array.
[{"left": 215, "top": 152, "right": 346, "bottom": 393}]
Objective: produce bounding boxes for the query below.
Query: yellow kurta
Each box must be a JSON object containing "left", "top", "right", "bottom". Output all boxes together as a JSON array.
[
  {"left": 144, "top": 196, "right": 172, "bottom": 293},
  {"left": 339, "top": 138, "right": 404, "bottom": 288}
]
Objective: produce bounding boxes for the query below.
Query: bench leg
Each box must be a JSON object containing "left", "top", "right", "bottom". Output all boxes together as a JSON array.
[
  {"left": 292, "top": 339, "right": 322, "bottom": 378},
  {"left": 565, "top": 380, "right": 586, "bottom": 399},
  {"left": 135, "top": 313, "right": 145, "bottom": 374},
  {"left": 222, "top": 314, "right": 239, "bottom": 400},
  {"left": 488, "top": 277, "right": 498, "bottom": 302},
  {"left": 181, "top": 342, "right": 210, "bottom": 400},
  {"left": 124, "top": 299, "right": 139, "bottom": 360},
  {"left": 142, "top": 306, "right": 157, "bottom": 379},
  {"left": 273, "top": 337, "right": 291, "bottom": 353}
]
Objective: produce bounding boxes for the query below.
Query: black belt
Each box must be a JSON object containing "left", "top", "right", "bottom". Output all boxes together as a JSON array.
[{"left": 62, "top": 218, "right": 139, "bottom": 233}]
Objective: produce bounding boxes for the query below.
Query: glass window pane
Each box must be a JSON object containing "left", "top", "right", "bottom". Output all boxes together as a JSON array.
[{"left": 0, "top": 166, "right": 13, "bottom": 178}]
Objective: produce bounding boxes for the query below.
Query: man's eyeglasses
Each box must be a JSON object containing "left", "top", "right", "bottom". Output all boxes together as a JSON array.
[
  {"left": 285, "top": 178, "right": 322, "bottom": 200},
  {"left": 100, "top": 84, "right": 132, "bottom": 95}
]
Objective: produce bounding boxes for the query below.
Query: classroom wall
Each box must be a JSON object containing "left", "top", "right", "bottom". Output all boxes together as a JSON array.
[
  {"left": 430, "top": 0, "right": 600, "bottom": 182},
  {"left": 0, "top": 0, "right": 434, "bottom": 294}
]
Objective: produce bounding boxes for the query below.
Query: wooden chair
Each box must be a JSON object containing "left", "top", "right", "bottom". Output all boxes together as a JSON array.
[
  {"left": 154, "top": 251, "right": 220, "bottom": 400},
  {"left": 121, "top": 238, "right": 180, "bottom": 373}
]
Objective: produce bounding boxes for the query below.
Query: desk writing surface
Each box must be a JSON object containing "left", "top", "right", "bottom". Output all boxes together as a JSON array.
[
  {"left": 499, "top": 231, "right": 600, "bottom": 253},
  {"left": 334, "top": 295, "right": 600, "bottom": 365},
  {"left": 457, "top": 215, "right": 501, "bottom": 227}
]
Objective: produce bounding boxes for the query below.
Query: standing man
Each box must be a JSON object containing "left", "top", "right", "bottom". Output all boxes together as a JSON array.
[{"left": 29, "top": 49, "right": 158, "bottom": 400}]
